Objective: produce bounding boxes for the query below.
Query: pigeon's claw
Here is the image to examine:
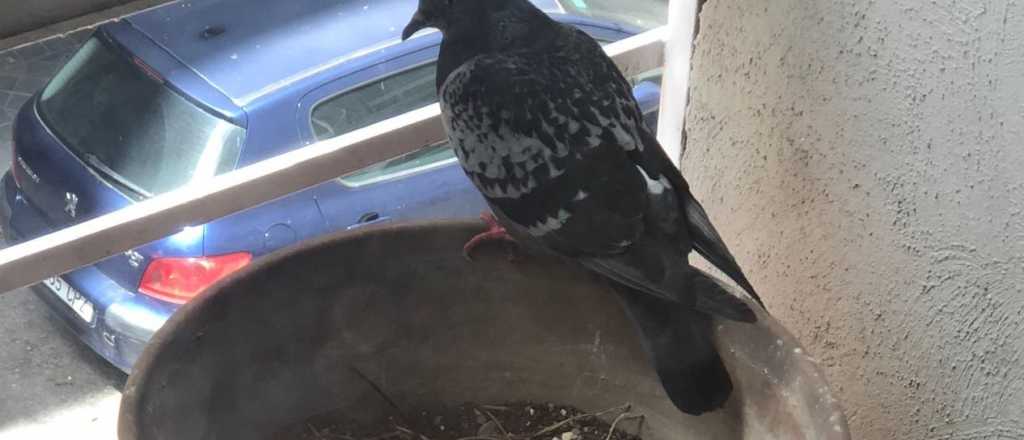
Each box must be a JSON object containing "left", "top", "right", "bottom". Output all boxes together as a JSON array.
[
  {"left": 479, "top": 211, "right": 502, "bottom": 230},
  {"left": 464, "top": 212, "right": 519, "bottom": 261}
]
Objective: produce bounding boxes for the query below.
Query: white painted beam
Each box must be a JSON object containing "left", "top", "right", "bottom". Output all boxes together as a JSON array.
[
  {"left": 0, "top": 28, "right": 667, "bottom": 293},
  {"left": 604, "top": 25, "right": 667, "bottom": 80},
  {"left": 656, "top": 0, "right": 700, "bottom": 164}
]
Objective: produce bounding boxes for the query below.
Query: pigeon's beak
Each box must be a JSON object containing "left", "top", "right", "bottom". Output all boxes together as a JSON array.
[{"left": 402, "top": 10, "right": 429, "bottom": 41}]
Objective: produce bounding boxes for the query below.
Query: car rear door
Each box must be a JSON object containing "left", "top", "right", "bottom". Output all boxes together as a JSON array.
[{"left": 296, "top": 42, "right": 487, "bottom": 232}]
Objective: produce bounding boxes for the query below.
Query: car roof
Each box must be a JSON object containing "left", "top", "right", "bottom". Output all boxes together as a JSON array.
[{"left": 125, "top": 0, "right": 566, "bottom": 106}]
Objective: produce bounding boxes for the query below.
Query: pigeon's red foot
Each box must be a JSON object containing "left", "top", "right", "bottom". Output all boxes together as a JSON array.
[{"left": 464, "top": 212, "right": 519, "bottom": 261}]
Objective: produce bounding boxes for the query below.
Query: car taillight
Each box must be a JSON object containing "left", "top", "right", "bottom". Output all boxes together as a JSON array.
[{"left": 138, "top": 252, "right": 252, "bottom": 304}]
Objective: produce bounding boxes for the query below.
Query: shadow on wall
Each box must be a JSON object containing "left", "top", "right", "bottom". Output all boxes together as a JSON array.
[{"left": 684, "top": 0, "right": 1024, "bottom": 439}]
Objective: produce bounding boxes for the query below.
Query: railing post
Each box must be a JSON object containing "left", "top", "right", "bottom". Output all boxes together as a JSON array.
[{"left": 656, "top": 0, "right": 700, "bottom": 164}]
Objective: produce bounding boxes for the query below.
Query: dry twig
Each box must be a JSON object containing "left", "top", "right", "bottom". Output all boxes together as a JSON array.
[
  {"left": 479, "top": 407, "right": 511, "bottom": 437},
  {"left": 529, "top": 404, "right": 633, "bottom": 438},
  {"left": 603, "top": 412, "right": 642, "bottom": 440},
  {"left": 480, "top": 405, "right": 510, "bottom": 411}
]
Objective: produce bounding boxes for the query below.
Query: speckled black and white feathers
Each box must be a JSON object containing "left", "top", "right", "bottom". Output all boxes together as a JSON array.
[
  {"left": 440, "top": 27, "right": 652, "bottom": 256},
  {"left": 436, "top": 13, "right": 761, "bottom": 307},
  {"left": 413, "top": 0, "right": 764, "bottom": 415}
]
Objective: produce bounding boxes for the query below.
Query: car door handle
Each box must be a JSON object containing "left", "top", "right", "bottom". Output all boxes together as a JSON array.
[{"left": 346, "top": 212, "right": 392, "bottom": 230}]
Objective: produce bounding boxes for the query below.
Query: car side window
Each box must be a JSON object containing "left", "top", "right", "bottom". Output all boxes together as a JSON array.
[
  {"left": 311, "top": 63, "right": 437, "bottom": 140},
  {"left": 309, "top": 35, "right": 656, "bottom": 188},
  {"left": 310, "top": 62, "right": 455, "bottom": 187}
]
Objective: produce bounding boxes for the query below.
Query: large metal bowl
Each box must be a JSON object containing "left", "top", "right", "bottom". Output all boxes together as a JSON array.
[{"left": 118, "top": 221, "right": 849, "bottom": 440}]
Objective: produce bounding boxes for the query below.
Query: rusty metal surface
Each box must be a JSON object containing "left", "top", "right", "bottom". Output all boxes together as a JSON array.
[{"left": 119, "top": 220, "right": 849, "bottom": 440}]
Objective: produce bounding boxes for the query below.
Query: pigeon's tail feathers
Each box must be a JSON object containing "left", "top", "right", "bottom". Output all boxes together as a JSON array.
[
  {"left": 630, "top": 129, "right": 764, "bottom": 310},
  {"left": 579, "top": 240, "right": 756, "bottom": 323},
  {"left": 616, "top": 288, "right": 733, "bottom": 415},
  {"left": 691, "top": 270, "right": 757, "bottom": 323},
  {"left": 656, "top": 309, "right": 734, "bottom": 415},
  {"left": 578, "top": 245, "right": 680, "bottom": 304},
  {"left": 683, "top": 191, "right": 766, "bottom": 309}
]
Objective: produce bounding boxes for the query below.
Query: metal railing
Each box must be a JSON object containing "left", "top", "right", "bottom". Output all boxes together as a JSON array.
[{"left": 0, "top": 25, "right": 682, "bottom": 293}]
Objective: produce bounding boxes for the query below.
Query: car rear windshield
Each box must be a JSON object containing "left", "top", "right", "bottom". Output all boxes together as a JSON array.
[{"left": 38, "top": 36, "right": 244, "bottom": 198}]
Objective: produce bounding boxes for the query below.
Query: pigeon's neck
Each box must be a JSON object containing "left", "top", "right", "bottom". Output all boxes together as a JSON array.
[
  {"left": 436, "top": 7, "right": 561, "bottom": 92},
  {"left": 436, "top": 38, "right": 488, "bottom": 92}
]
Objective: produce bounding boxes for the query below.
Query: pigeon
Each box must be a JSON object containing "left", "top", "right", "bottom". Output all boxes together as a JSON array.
[{"left": 403, "top": 0, "right": 764, "bottom": 415}]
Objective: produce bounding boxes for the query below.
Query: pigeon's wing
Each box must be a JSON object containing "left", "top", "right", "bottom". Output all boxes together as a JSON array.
[
  {"left": 440, "top": 52, "right": 650, "bottom": 257},
  {"left": 441, "top": 36, "right": 760, "bottom": 313},
  {"left": 632, "top": 127, "right": 765, "bottom": 308},
  {"left": 555, "top": 29, "right": 765, "bottom": 308},
  {"left": 441, "top": 51, "right": 754, "bottom": 319},
  {"left": 541, "top": 29, "right": 763, "bottom": 306},
  {"left": 578, "top": 237, "right": 756, "bottom": 322}
]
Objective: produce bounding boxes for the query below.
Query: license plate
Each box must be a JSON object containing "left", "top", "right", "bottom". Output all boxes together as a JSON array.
[{"left": 42, "top": 277, "right": 95, "bottom": 324}]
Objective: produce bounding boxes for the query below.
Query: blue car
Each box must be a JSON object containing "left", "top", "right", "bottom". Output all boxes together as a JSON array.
[{"left": 0, "top": 0, "right": 664, "bottom": 372}]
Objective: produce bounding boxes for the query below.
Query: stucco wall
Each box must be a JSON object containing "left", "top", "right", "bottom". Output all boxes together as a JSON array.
[
  {"left": 0, "top": 0, "right": 136, "bottom": 38},
  {"left": 685, "top": 0, "right": 1024, "bottom": 438}
]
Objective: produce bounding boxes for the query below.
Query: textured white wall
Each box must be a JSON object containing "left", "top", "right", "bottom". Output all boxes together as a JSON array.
[{"left": 684, "top": 1, "right": 1024, "bottom": 438}]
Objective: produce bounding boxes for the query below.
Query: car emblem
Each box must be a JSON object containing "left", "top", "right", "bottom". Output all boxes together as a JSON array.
[
  {"left": 64, "top": 192, "right": 79, "bottom": 218},
  {"left": 124, "top": 250, "right": 144, "bottom": 268},
  {"left": 17, "top": 156, "right": 40, "bottom": 184}
]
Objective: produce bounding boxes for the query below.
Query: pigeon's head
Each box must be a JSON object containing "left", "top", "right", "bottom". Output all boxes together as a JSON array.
[
  {"left": 402, "top": 0, "right": 546, "bottom": 42},
  {"left": 403, "top": 0, "right": 478, "bottom": 40}
]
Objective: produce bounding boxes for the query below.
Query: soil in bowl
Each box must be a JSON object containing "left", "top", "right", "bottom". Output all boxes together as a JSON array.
[{"left": 275, "top": 401, "right": 646, "bottom": 440}]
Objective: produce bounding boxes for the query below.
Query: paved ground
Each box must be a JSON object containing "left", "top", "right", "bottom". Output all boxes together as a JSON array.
[
  {"left": 0, "top": 286, "right": 125, "bottom": 438},
  {"left": 0, "top": 29, "right": 125, "bottom": 440},
  {"left": 0, "top": 28, "right": 88, "bottom": 163}
]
